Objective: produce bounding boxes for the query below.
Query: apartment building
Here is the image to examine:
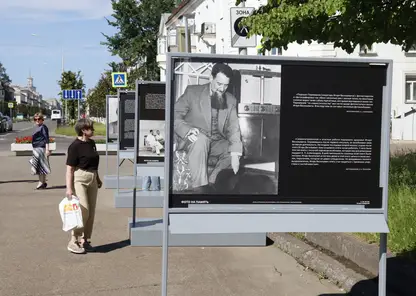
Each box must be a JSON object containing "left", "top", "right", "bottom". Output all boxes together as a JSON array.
[
  {"left": 157, "top": 0, "right": 416, "bottom": 140},
  {"left": 11, "top": 75, "right": 43, "bottom": 108}
]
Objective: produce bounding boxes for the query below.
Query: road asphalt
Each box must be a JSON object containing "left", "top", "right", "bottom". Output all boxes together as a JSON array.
[
  {"left": 0, "top": 120, "right": 95, "bottom": 155},
  {"left": 0, "top": 124, "right": 343, "bottom": 295}
]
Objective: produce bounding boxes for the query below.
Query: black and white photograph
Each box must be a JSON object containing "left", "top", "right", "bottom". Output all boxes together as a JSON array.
[
  {"left": 139, "top": 120, "right": 165, "bottom": 159},
  {"left": 107, "top": 95, "right": 118, "bottom": 141},
  {"left": 136, "top": 82, "right": 166, "bottom": 163},
  {"left": 170, "top": 59, "right": 281, "bottom": 199}
]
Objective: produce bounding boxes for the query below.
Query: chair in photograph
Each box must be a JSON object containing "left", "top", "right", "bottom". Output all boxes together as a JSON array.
[{"left": 171, "top": 135, "right": 219, "bottom": 192}]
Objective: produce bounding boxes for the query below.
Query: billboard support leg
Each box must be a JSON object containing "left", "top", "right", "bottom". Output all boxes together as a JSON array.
[
  {"left": 116, "top": 89, "right": 121, "bottom": 195},
  {"left": 132, "top": 83, "right": 140, "bottom": 230},
  {"left": 378, "top": 233, "right": 387, "bottom": 296}
]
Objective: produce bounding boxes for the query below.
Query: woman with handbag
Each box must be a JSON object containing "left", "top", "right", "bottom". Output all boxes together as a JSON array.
[
  {"left": 65, "top": 118, "right": 102, "bottom": 254},
  {"left": 31, "top": 112, "right": 51, "bottom": 189}
]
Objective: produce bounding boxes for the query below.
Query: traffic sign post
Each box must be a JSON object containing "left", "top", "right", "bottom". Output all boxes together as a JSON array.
[
  {"left": 8, "top": 102, "right": 13, "bottom": 118},
  {"left": 230, "top": 6, "right": 256, "bottom": 50},
  {"left": 62, "top": 89, "right": 83, "bottom": 100},
  {"left": 112, "top": 72, "right": 128, "bottom": 88},
  {"left": 62, "top": 89, "right": 83, "bottom": 119}
]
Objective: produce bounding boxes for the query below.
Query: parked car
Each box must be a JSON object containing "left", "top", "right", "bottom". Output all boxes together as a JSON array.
[
  {"left": 0, "top": 112, "right": 7, "bottom": 133},
  {"left": 4, "top": 116, "right": 12, "bottom": 131}
]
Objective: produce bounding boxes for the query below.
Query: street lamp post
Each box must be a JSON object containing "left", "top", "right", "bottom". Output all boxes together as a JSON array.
[{"left": 31, "top": 33, "right": 67, "bottom": 122}]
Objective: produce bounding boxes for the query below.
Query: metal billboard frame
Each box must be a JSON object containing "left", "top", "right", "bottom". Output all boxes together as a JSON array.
[
  {"left": 161, "top": 52, "right": 393, "bottom": 296},
  {"left": 116, "top": 89, "right": 136, "bottom": 195},
  {"left": 105, "top": 94, "right": 118, "bottom": 177},
  {"left": 131, "top": 80, "right": 166, "bottom": 229}
]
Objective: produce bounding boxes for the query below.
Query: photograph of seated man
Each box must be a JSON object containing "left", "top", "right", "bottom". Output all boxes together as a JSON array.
[
  {"left": 145, "top": 129, "right": 164, "bottom": 156},
  {"left": 174, "top": 62, "right": 242, "bottom": 194},
  {"left": 155, "top": 129, "right": 164, "bottom": 146}
]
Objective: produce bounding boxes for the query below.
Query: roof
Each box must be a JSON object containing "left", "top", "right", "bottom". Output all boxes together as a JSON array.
[
  {"left": 159, "top": 13, "right": 172, "bottom": 36},
  {"left": 166, "top": 0, "right": 204, "bottom": 27},
  {"left": 168, "top": 0, "right": 191, "bottom": 23}
]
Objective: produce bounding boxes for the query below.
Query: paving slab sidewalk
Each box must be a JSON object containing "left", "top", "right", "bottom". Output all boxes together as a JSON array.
[{"left": 0, "top": 155, "right": 343, "bottom": 296}]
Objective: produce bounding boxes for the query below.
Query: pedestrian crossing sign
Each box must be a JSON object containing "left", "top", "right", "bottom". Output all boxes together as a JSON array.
[{"left": 112, "top": 72, "right": 128, "bottom": 88}]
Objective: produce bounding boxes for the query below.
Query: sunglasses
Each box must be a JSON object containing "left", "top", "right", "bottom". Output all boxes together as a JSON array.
[{"left": 34, "top": 118, "right": 43, "bottom": 121}]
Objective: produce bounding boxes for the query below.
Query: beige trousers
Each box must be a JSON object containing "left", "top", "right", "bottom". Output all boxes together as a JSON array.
[{"left": 71, "top": 169, "right": 98, "bottom": 240}]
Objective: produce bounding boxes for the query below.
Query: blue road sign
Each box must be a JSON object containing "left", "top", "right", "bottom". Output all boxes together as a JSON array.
[
  {"left": 62, "top": 89, "right": 83, "bottom": 100},
  {"left": 112, "top": 72, "right": 128, "bottom": 88}
]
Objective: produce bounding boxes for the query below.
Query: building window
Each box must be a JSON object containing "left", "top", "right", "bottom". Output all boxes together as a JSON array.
[
  {"left": 270, "top": 47, "right": 282, "bottom": 55},
  {"left": 405, "top": 43, "right": 416, "bottom": 54},
  {"left": 405, "top": 74, "right": 416, "bottom": 103},
  {"left": 359, "top": 44, "right": 376, "bottom": 55}
]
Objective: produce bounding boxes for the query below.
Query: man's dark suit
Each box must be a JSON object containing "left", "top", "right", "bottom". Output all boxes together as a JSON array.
[{"left": 174, "top": 83, "right": 243, "bottom": 188}]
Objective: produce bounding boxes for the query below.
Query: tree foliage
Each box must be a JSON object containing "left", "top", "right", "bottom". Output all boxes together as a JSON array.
[
  {"left": 102, "top": 0, "right": 175, "bottom": 83},
  {"left": 0, "top": 62, "right": 11, "bottom": 85},
  {"left": 236, "top": 0, "right": 416, "bottom": 54},
  {"left": 86, "top": 68, "right": 116, "bottom": 118},
  {"left": 57, "top": 71, "right": 85, "bottom": 120}
]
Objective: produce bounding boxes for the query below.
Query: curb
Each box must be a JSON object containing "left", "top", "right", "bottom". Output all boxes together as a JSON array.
[
  {"left": 267, "top": 233, "right": 376, "bottom": 293},
  {"left": 50, "top": 132, "right": 106, "bottom": 140}
]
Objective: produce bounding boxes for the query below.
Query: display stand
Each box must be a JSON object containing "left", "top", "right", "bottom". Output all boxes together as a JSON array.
[
  {"left": 128, "top": 80, "right": 266, "bottom": 247},
  {"left": 104, "top": 94, "right": 118, "bottom": 186},
  {"left": 160, "top": 53, "right": 393, "bottom": 296},
  {"left": 104, "top": 90, "right": 140, "bottom": 190}
]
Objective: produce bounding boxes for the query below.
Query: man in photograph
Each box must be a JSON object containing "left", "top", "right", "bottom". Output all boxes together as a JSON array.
[
  {"left": 145, "top": 129, "right": 163, "bottom": 155},
  {"left": 155, "top": 130, "right": 164, "bottom": 146},
  {"left": 174, "top": 62, "right": 243, "bottom": 193}
]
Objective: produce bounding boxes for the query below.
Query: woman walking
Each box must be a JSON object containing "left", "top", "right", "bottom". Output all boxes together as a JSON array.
[
  {"left": 65, "top": 118, "right": 102, "bottom": 254},
  {"left": 31, "top": 112, "right": 51, "bottom": 189}
]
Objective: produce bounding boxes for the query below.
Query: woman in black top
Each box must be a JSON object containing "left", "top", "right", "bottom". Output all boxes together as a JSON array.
[
  {"left": 65, "top": 118, "right": 102, "bottom": 254},
  {"left": 31, "top": 112, "right": 51, "bottom": 189}
]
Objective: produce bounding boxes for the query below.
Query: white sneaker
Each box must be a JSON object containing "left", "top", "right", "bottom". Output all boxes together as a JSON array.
[{"left": 67, "top": 241, "right": 85, "bottom": 254}]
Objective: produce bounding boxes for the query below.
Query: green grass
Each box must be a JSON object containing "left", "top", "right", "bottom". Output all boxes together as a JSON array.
[
  {"left": 291, "top": 150, "right": 416, "bottom": 261},
  {"left": 55, "top": 122, "right": 106, "bottom": 137},
  {"left": 355, "top": 150, "right": 416, "bottom": 258},
  {"left": 355, "top": 187, "right": 416, "bottom": 253}
]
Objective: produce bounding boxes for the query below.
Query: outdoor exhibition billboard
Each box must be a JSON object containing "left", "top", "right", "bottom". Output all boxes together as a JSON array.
[
  {"left": 136, "top": 82, "right": 166, "bottom": 164},
  {"left": 166, "top": 55, "right": 387, "bottom": 208},
  {"left": 118, "top": 91, "right": 136, "bottom": 150},
  {"left": 106, "top": 95, "right": 118, "bottom": 142}
]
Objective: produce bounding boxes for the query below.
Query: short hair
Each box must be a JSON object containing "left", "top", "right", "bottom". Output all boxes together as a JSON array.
[
  {"left": 150, "top": 130, "right": 153, "bottom": 133},
  {"left": 211, "top": 63, "right": 233, "bottom": 79},
  {"left": 74, "top": 118, "right": 94, "bottom": 136},
  {"left": 34, "top": 112, "right": 44, "bottom": 120}
]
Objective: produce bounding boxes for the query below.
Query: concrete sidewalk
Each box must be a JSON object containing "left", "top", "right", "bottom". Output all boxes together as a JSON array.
[{"left": 0, "top": 155, "right": 343, "bottom": 296}]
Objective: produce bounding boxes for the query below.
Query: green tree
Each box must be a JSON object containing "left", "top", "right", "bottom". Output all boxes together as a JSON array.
[
  {"left": 102, "top": 0, "right": 175, "bottom": 84},
  {"left": 86, "top": 70, "right": 116, "bottom": 117},
  {"left": 236, "top": 0, "right": 416, "bottom": 54},
  {"left": 57, "top": 71, "right": 86, "bottom": 121},
  {"left": 0, "top": 62, "right": 11, "bottom": 84}
]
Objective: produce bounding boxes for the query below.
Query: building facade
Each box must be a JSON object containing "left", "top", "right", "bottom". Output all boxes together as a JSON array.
[
  {"left": 157, "top": 0, "right": 416, "bottom": 140},
  {"left": 12, "top": 75, "right": 43, "bottom": 107}
]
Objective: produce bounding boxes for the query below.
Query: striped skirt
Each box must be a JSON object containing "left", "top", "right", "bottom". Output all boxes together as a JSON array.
[{"left": 30, "top": 147, "right": 51, "bottom": 175}]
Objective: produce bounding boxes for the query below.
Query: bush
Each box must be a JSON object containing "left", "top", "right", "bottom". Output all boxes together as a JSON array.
[{"left": 389, "top": 150, "right": 416, "bottom": 190}]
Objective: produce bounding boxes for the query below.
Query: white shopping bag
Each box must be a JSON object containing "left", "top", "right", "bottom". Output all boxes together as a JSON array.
[{"left": 58, "top": 196, "right": 84, "bottom": 232}]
